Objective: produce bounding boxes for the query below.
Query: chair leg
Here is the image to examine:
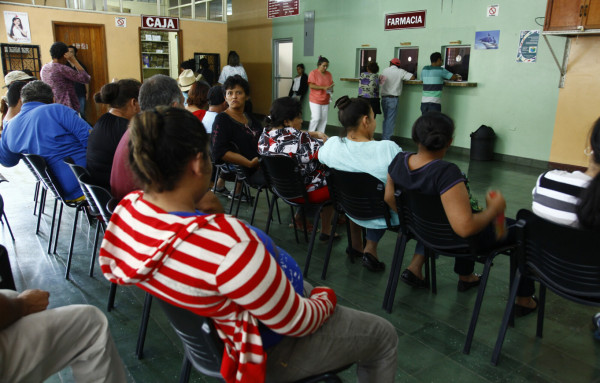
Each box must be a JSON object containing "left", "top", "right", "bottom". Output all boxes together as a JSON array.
[
  {"left": 463, "top": 255, "right": 494, "bottom": 354},
  {"left": 65, "top": 206, "right": 81, "bottom": 280},
  {"left": 305, "top": 207, "right": 322, "bottom": 278},
  {"left": 274, "top": 194, "right": 282, "bottom": 224},
  {"left": 491, "top": 270, "right": 522, "bottom": 366},
  {"left": 228, "top": 175, "right": 239, "bottom": 215},
  {"left": 53, "top": 203, "right": 64, "bottom": 254},
  {"left": 89, "top": 220, "right": 102, "bottom": 277},
  {"left": 264, "top": 195, "right": 277, "bottom": 235},
  {"left": 428, "top": 250, "right": 437, "bottom": 294},
  {"left": 136, "top": 292, "right": 153, "bottom": 359},
  {"left": 319, "top": 209, "right": 339, "bottom": 280},
  {"left": 291, "top": 206, "right": 299, "bottom": 244},
  {"left": 234, "top": 181, "right": 247, "bottom": 217},
  {"left": 249, "top": 187, "right": 262, "bottom": 225},
  {"left": 35, "top": 188, "right": 46, "bottom": 234},
  {"left": 179, "top": 356, "right": 192, "bottom": 383},
  {"left": 47, "top": 199, "right": 58, "bottom": 254},
  {"left": 33, "top": 181, "right": 40, "bottom": 216},
  {"left": 107, "top": 282, "right": 118, "bottom": 312},
  {"left": 383, "top": 233, "right": 408, "bottom": 313},
  {"left": 1, "top": 213, "right": 14, "bottom": 241},
  {"left": 536, "top": 284, "right": 547, "bottom": 338}
]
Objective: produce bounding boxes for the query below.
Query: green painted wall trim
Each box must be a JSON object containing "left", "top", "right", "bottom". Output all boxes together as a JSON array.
[{"left": 273, "top": 0, "right": 563, "bottom": 161}]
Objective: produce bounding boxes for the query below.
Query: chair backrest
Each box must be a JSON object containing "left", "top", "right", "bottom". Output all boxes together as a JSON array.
[
  {"left": 325, "top": 168, "right": 393, "bottom": 228},
  {"left": 64, "top": 158, "right": 100, "bottom": 216},
  {"left": 107, "top": 198, "right": 119, "bottom": 216},
  {"left": 516, "top": 209, "right": 600, "bottom": 300},
  {"left": 395, "top": 188, "right": 469, "bottom": 252},
  {"left": 78, "top": 173, "right": 113, "bottom": 224},
  {"left": 155, "top": 298, "right": 224, "bottom": 380},
  {"left": 260, "top": 155, "right": 309, "bottom": 202},
  {"left": 21, "top": 153, "right": 68, "bottom": 203}
]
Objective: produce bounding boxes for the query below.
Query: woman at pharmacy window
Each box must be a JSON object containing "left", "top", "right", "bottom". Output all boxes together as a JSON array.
[
  {"left": 384, "top": 112, "right": 537, "bottom": 316},
  {"left": 288, "top": 63, "right": 308, "bottom": 102},
  {"left": 308, "top": 56, "right": 334, "bottom": 133},
  {"left": 358, "top": 61, "right": 382, "bottom": 120}
]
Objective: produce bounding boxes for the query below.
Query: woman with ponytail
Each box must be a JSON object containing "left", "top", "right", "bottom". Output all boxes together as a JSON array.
[
  {"left": 318, "top": 95, "right": 402, "bottom": 272},
  {"left": 385, "top": 112, "right": 537, "bottom": 315},
  {"left": 533, "top": 118, "right": 600, "bottom": 230},
  {"left": 100, "top": 106, "right": 398, "bottom": 383},
  {"left": 86, "top": 79, "right": 141, "bottom": 188}
]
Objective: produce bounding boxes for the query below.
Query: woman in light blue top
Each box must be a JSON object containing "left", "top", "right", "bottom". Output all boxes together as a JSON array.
[{"left": 318, "top": 95, "right": 402, "bottom": 272}]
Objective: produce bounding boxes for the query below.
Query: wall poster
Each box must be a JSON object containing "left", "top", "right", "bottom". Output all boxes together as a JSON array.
[
  {"left": 475, "top": 30, "right": 500, "bottom": 50},
  {"left": 4, "top": 11, "right": 31, "bottom": 43},
  {"left": 516, "top": 30, "right": 539, "bottom": 63}
]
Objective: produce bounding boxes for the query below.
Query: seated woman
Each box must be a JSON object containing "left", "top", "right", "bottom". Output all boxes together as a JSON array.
[
  {"left": 99, "top": 106, "right": 398, "bottom": 383},
  {"left": 185, "top": 80, "right": 210, "bottom": 121},
  {"left": 87, "top": 79, "right": 141, "bottom": 189},
  {"left": 212, "top": 75, "right": 263, "bottom": 198},
  {"left": 258, "top": 96, "right": 336, "bottom": 241},
  {"left": 318, "top": 96, "right": 403, "bottom": 272},
  {"left": 385, "top": 112, "right": 537, "bottom": 313}
]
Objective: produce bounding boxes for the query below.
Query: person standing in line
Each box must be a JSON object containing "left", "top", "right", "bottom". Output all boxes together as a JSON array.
[
  {"left": 67, "top": 45, "right": 89, "bottom": 119},
  {"left": 289, "top": 63, "right": 308, "bottom": 102},
  {"left": 420, "top": 52, "right": 459, "bottom": 115},
  {"left": 308, "top": 56, "right": 334, "bottom": 133},
  {"left": 358, "top": 61, "right": 382, "bottom": 120},
  {"left": 218, "top": 51, "right": 248, "bottom": 84},
  {"left": 40, "top": 42, "right": 90, "bottom": 113},
  {"left": 379, "top": 58, "right": 415, "bottom": 141}
]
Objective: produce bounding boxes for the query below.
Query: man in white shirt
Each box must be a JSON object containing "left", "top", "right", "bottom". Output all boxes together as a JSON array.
[{"left": 379, "top": 58, "right": 415, "bottom": 140}]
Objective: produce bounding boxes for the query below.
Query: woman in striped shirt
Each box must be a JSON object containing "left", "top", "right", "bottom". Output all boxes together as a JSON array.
[{"left": 99, "top": 106, "right": 398, "bottom": 383}]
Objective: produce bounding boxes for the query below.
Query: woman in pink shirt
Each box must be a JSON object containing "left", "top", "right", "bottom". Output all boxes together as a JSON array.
[{"left": 308, "top": 56, "right": 334, "bottom": 133}]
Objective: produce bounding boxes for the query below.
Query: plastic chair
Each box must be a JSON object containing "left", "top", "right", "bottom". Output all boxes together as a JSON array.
[
  {"left": 318, "top": 168, "right": 396, "bottom": 280},
  {"left": 0, "top": 174, "right": 15, "bottom": 241},
  {"left": 383, "top": 188, "right": 515, "bottom": 355},
  {"left": 491, "top": 209, "right": 600, "bottom": 365},
  {"left": 21, "top": 154, "right": 87, "bottom": 279},
  {"left": 156, "top": 298, "right": 352, "bottom": 383},
  {"left": 20, "top": 155, "right": 43, "bottom": 217},
  {"left": 260, "top": 155, "right": 331, "bottom": 277},
  {"left": 64, "top": 158, "right": 103, "bottom": 276}
]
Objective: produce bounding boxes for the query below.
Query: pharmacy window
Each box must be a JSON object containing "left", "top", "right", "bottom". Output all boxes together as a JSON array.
[
  {"left": 443, "top": 45, "right": 470, "bottom": 81},
  {"left": 394, "top": 47, "right": 419, "bottom": 76},
  {"left": 356, "top": 48, "right": 376, "bottom": 77}
]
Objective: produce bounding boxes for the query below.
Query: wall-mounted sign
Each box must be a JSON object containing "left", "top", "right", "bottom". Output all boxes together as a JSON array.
[
  {"left": 475, "top": 30, "right": 500, "bottom": 50},
  {"left": 4, "top": 11, "right": 31, "bottom": 43},
  {"left": 268, "top": 0, "right": 299, "bottom": 19},
  {"left": 115, "top": 17, "right": 126, "bottom": 28},
  {"left": 516, "top": 30, "right": 539, "bottom": 63},
  {"left": 141, "top": 15, "right": 179, "bottom": 31},
  {"left": 385, "top": 10, "right": 426, "bottom": 31},
  {"left": 487, "top": 5, "right": 499, "bottom": 17}
]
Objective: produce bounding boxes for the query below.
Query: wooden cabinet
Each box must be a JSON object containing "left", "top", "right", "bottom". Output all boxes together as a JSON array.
[
  {"left": 545, "top": 0, "right": 600, "bottom": 31},
  {"left": 139, "top": 30, "right": 181, "bottom": 81}
]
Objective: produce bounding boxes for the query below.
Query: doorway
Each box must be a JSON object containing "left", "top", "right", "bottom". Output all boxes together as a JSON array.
[
  {"left": 273, "top": 39, "right": 293, "bottom": 100},
  {"left": 53, "top": 22, "right": 108, "bottom": 125}
]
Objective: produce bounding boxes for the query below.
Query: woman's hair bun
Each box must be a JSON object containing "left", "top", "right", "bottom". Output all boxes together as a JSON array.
[{"left": 334, "top": 95, "right": 351, "bottom": 110}]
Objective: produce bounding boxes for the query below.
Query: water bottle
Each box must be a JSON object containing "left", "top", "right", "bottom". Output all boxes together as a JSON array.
[{"left": 593, "top": 313, "right": 600, "bottom": 341}]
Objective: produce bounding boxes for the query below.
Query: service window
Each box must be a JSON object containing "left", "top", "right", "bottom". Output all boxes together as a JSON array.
[
  {"left": 443, "top": 45, "right": 470, "bottom": 81},
  {"left": 356, "top": 48, "right": 377, "bottom": 76},
  {"left": 395, "top": 47, "right": 419, "bottom": 75}
]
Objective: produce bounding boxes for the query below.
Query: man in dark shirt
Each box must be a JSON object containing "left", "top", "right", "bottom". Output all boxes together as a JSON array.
[{"left": 67, "top": 45, "right": 89, "bottom": 119}]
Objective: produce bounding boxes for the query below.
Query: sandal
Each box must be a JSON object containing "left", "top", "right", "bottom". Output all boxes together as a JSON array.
[
  {"left": 400, "top": 269, "right": 427, "bottom": 288},
  {"left": 318, "top": 232, "right": 341, "bottom": 242},
  {"left": 514, "top": 296, "right": 538, "bottom": 317},
  {"left": 345, "top": 247, "right": 363, "bottom": 263}
]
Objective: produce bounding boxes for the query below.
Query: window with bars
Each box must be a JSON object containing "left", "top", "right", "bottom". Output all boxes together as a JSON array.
[{"left": 1, "top": 44, "right": 42, "bottom": 80}]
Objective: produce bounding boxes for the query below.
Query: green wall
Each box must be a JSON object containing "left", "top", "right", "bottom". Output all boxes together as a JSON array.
[{"left": 272, "top": 0, "right": 565, "bottom": 161}]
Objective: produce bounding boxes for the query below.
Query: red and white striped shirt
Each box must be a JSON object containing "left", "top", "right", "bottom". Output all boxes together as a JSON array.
[{"left": 99, "top": 191, "right": 337, "bottom": 383}]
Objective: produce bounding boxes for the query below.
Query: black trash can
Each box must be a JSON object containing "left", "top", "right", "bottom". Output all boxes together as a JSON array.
[{"left": 470, "top": 125, "right": 496, "bottom": 161}]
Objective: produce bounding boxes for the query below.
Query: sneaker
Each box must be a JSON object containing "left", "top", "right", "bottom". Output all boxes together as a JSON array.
[
  {"left": 215, "top": 186, "right": 230, "bottom": 196},
  {"left": 228, "top": 193, "right": 249, "bottom": 203}
]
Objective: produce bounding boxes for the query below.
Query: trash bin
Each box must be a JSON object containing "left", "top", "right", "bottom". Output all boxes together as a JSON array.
[{"left": 470, "top": 125, "right": 496, "bottom": 161}]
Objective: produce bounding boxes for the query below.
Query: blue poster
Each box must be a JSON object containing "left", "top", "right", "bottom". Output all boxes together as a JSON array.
[
  {"left": 475, "top": 30, "right": 500, "bottom": 50},
  {"left": 516, "top": 30, "right": 539, "bottom": 63}
]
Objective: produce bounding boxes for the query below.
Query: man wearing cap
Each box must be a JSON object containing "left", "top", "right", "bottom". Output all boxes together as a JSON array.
[
  {"left": 379, "top": 58, "right": 415, "bottom": 141},
  {"left": 40, "top": 42, "right": 90, "bottom": 113},
  {"left": 3, "top": 70, "right": 36, "bottom": 88},
  {"left": 2, "top": 71, "right": 36, "bottom": 131}
]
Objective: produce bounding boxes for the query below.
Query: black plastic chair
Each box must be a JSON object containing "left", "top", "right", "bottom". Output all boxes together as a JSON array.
[
  {"left": 22, "top": 154, "right": 87, "bottom": 279},
  {"left": 320, "top": 168, "right": 396, "bottom": 280},
  {"left": 0, "top": 174, "right": 15, "bottom": 241},
  {"left": 20, "top": 154, "right": 43, "bottom": 217},
  {"left": 260, "top": 155, "right": 331, "bottom": 277},
  {"left": 383, "top": 188, "right": 515, "bottom": 355},
  {"left": 64, "top": 158, "right": 103, "bottom": 276},
  {"left": 491, "top": 209, "right": 600, "bottom": 365},
  {"left": 156, "top": 298, "right": 352, "bottom": 383}
]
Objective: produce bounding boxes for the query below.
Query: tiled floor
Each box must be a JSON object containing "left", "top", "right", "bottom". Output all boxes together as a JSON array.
[{"left": 1, "top": 144, "right": 599, "bottom": 383}]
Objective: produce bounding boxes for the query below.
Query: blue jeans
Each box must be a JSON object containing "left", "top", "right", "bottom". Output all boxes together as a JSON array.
[
  {"left": 420, "top": 102, "right": 441, "bottom": 115},
  {"left": 381, "top": 96, "right": 398, "bottom": 140}
]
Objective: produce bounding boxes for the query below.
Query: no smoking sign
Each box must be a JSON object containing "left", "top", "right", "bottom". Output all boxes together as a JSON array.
[
  {"left": 115, "top": 17, "right": 127, "bottom": 28},
  {"left": 487, "top": 5, "right": 499, "bottom": 17}
]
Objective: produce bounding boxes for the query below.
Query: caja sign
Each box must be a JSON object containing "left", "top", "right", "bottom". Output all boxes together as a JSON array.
[{"left": 141, "top": 15, "right": 179, "bottom": 31}]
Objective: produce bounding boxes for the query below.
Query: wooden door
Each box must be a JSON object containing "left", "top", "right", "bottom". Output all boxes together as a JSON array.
[
  {"left": 544, "top": 0, "right": 585, "bottom": 31},
  {"left": 583, "top": 0, "right": 600, "bottom": 29},
  {"left": 53, "top": 22, "right": 108, "bottom": 125}
]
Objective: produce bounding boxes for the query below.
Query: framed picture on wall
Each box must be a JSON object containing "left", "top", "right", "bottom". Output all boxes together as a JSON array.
[{"left": 4, "top": 12, "right": 31, "bottom": 44}]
